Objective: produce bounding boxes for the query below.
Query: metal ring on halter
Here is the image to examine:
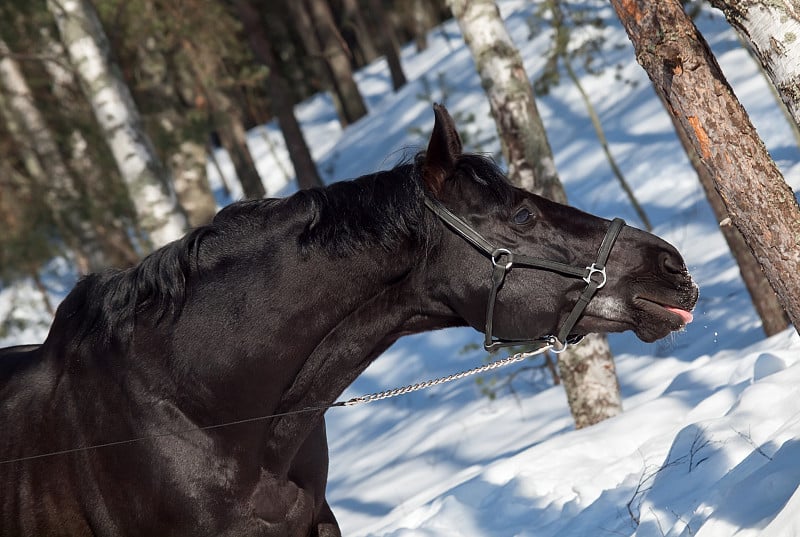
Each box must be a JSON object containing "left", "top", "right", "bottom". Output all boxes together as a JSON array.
[
  {"left": 491, "top": 248, "right": 514, "bottom": 271},
  {"left": 583, "top": 263, "right": 607, "bottom": 288},
  {"left": 549, "top": 336, "right": 568, "bottom": 354}
]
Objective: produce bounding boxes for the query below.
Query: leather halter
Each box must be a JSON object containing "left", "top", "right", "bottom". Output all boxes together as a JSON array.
[{"left": 424, "top": 197, "right": 625, "bottom": 352}]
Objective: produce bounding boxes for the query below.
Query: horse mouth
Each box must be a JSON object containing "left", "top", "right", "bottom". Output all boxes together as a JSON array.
[{"left": 635, "top": 296, "right": 695, "bottom": 327}]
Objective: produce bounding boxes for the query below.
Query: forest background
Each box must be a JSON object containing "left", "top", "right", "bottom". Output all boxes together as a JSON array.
[
  {"left": 2, "top": 0, "right": 800, "bottom": 533},
  {"left": 0, "top": 0, "right": 451, "bottom": 288},
  {"left": 1, "top": 0, "right": 799, "bottom": 337}
]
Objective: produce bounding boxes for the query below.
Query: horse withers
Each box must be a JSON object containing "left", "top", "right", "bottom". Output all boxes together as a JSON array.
[{"left": 0, "top": 105, "right": 697, "bottom": 536}]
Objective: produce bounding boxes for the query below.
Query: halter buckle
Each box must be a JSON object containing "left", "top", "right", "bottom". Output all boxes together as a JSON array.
[{"left": 583, "top": 263, "right": 607, "bottom": 289}]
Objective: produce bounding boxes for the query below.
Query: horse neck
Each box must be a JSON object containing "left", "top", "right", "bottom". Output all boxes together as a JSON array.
[{"left": 165, "top": 230, "right": 451, "bottom": 429}]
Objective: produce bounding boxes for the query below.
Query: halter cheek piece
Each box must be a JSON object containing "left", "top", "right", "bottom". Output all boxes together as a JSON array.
[{"left": 424, "top": 197, "right": 625, "bottom": 353}]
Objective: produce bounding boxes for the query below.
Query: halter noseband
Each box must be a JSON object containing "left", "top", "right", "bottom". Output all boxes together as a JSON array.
[{"left": 424, "top": 197, "right": 625, "bottom": 352}]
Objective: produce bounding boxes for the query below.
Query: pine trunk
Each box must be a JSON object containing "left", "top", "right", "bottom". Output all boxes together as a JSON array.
[
  {"left": 412, "top": 0, "right": 434, "bottom": 51},
  {"left": 707, "top": 0, "right": 800, "bottom": 130},
  {"left": 305, "top": 0, "right": 368, "bottom": 125},
  {"left": 610, "top": 0, "right": 800, "bottom": 333},
  {"left": 284, "top": 0, "right": 345, "bottom": 119},
  {"left": 341, "top": 0, "right": 380, "bottom": 63},
  {"left": 48, "top": 0, "right": 187, "bottom": 250},
  {"left": 234, "top": 0, "right": 324, "bottom": 190},
  {"left": 667, "top": 104, "right": 789, "bottom": 335},
  {"left": 448, "top": 0, "right": 623, "bottom": 428},
  {"left": 197, "top": 80, "right": 266, "bottom": 200},
  {"left": 367, "top": 0, "right": 408, "bottom": 91}
]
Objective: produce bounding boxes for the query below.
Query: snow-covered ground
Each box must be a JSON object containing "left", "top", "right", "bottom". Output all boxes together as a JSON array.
[{"left": 2, "top": 1, "right": 800, "bottom": 535}]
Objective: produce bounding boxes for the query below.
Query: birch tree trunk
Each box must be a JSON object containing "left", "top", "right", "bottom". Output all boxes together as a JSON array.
[
  {"left": 37, "top": 26, "right": 141, "bottom": 267},
  {"left": 448, "top": 0, "right": 563, "bottom": 201},
  {"left": 0, "top": 36, "right": 110, "bottom": 273},
  {"left": 448, "top": 0, "right": 623, "bottom": 428},
  {"left": 610, "top": 0, "right": 800, "bottom": 332},
  {"left": 707, "top": 0, "right": 800, "bottom": 130},
  {"left": 48, "top": 0, "right": 187, "bottom": 250}
]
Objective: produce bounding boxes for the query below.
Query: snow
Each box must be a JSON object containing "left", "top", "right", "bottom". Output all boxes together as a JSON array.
[{"left": 2, "top": 2, "right": 800, "bottom": 536}]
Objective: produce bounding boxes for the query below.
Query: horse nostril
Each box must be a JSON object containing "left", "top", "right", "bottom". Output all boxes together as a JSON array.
[{"left": 659, "top": 251, "right": 685, "bottom": 275}]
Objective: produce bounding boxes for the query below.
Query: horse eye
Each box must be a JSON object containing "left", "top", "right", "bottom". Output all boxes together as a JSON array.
[{"left": 512, "top": 208, "right": 533, "bottom": 225}]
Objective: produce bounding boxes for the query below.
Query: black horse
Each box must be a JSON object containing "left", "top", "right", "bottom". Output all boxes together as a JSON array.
[{"left": 0, "top": 105, "right": 697, "bottom": 536}]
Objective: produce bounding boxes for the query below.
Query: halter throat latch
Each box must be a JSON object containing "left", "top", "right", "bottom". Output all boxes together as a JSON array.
[{"left": 424, "top": 197, "right": 625, "bottom": 352}]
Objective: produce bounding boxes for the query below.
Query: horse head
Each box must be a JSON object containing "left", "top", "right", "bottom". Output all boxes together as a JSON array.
[{"left": 420, "top": 104, "right": 698, "bottom": 347}]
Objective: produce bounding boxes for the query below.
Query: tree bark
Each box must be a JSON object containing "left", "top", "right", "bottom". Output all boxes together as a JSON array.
[
  {"left": 666, "top": 100, "right": 789, "bottom": 335},
  {"left": 411, "top": 0, "right": 435, "bottom": 51},
  {"left": 196, "top": 80, "right": 266, "bottom": 200},
  {"left": 48, "top": 0, "right": 187, "bottom": 250},
  {"left": 610, "top": 0, "right": 800, "bottom": 333},
  {"left": 305, "top": 0, "right": 368, "bottom": 125},
  {"left": 707, "top": 0, "right": 800, "bottom": 131},
  {"left": 284, "top": 0, "right": 345, "bottom": 120},
  {"left": 341, "top": 0, "right": 380, "bottom": 63},
  {"left": 448, "top": 0, "right": 623, "bottom": 428},
  {"left": 234, "top": 0, "right": 324, "bottom": 190},
  {"left": 36, "top": 27, "right": 141, "bottom": 267},
  {"left": 134, "top": 38, "right": 217, "bottom": 227},
  {"left": 448, "top": 0, "right": 563, "bottom": 202},
  {"left": 169, "top": 140, "right": 217, "bottom": 227},
  {"left": 367, "top": 0, "right": 408, "bottom": 91}
]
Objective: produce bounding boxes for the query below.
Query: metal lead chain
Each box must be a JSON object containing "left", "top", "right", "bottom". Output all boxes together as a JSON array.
[{"left": 337, "top": 344, "right": 553, "bottom": 407}]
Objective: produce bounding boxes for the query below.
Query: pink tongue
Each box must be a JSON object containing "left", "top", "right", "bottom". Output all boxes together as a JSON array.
[{"left": 665, "top": 306, "right": 693, "bottom": 324}]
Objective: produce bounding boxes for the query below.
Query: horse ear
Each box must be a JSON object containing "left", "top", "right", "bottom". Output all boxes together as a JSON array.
[{"left": 421, "top": 103, "right": 463, "bottom": 196}]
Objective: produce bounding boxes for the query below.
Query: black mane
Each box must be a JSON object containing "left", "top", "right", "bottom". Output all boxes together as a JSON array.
[
  {"left": 46, "top": 153, "right": 514, "bottom": 354},
  {"left": 297, "top": 162, "right": 427, "bottom": 256}
]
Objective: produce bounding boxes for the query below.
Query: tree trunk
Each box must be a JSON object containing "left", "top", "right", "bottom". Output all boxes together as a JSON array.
[
  {"left": 341, "top": 0, "right": 380, "bottom": 63},
  {"left": 234, "top": 0, "right": 324, "bottom": 190},
  {"left": 448, "top": 0, "right": 623, "bottom": 428},
  {"left": 135, "top": 39, "right": 217, "bottom": 227},
  {"left": 666, "top": 100, "right": 789, "bottom": 335},
  {"left": 48, "top": 0, "right": 187, "bottom": 250},
  {"left": 367, "top": 0, "right": 408, "bottom": 91},
  {"left": 448, "top": 0, "right": 563, "bottom": 201},
  {"left": 199, "top": 83, "right": 266, "bottom": 200},
  {"left": 707, "top": 0, "right": 800, "bottom": 131},
  {"left": 305, "top": 0, "right": 368, "bottom": 125},
  {"left": 37, "top": 27, "right": 141, "bottom": 267},
  {"left": 411, "top": 0, "right": 435, "bottom": 51},
  {"left": 610, "top": 0, "right": 800, "bottom": 333},
  {"left": 170, "top": 140, "right": 217, "bottom": 227},
  {"left": 284, "top": 0, "right": 346, "bottom": 119},
  {"left": 0, "top": 36, "right": 111, "bottom": 273}
]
